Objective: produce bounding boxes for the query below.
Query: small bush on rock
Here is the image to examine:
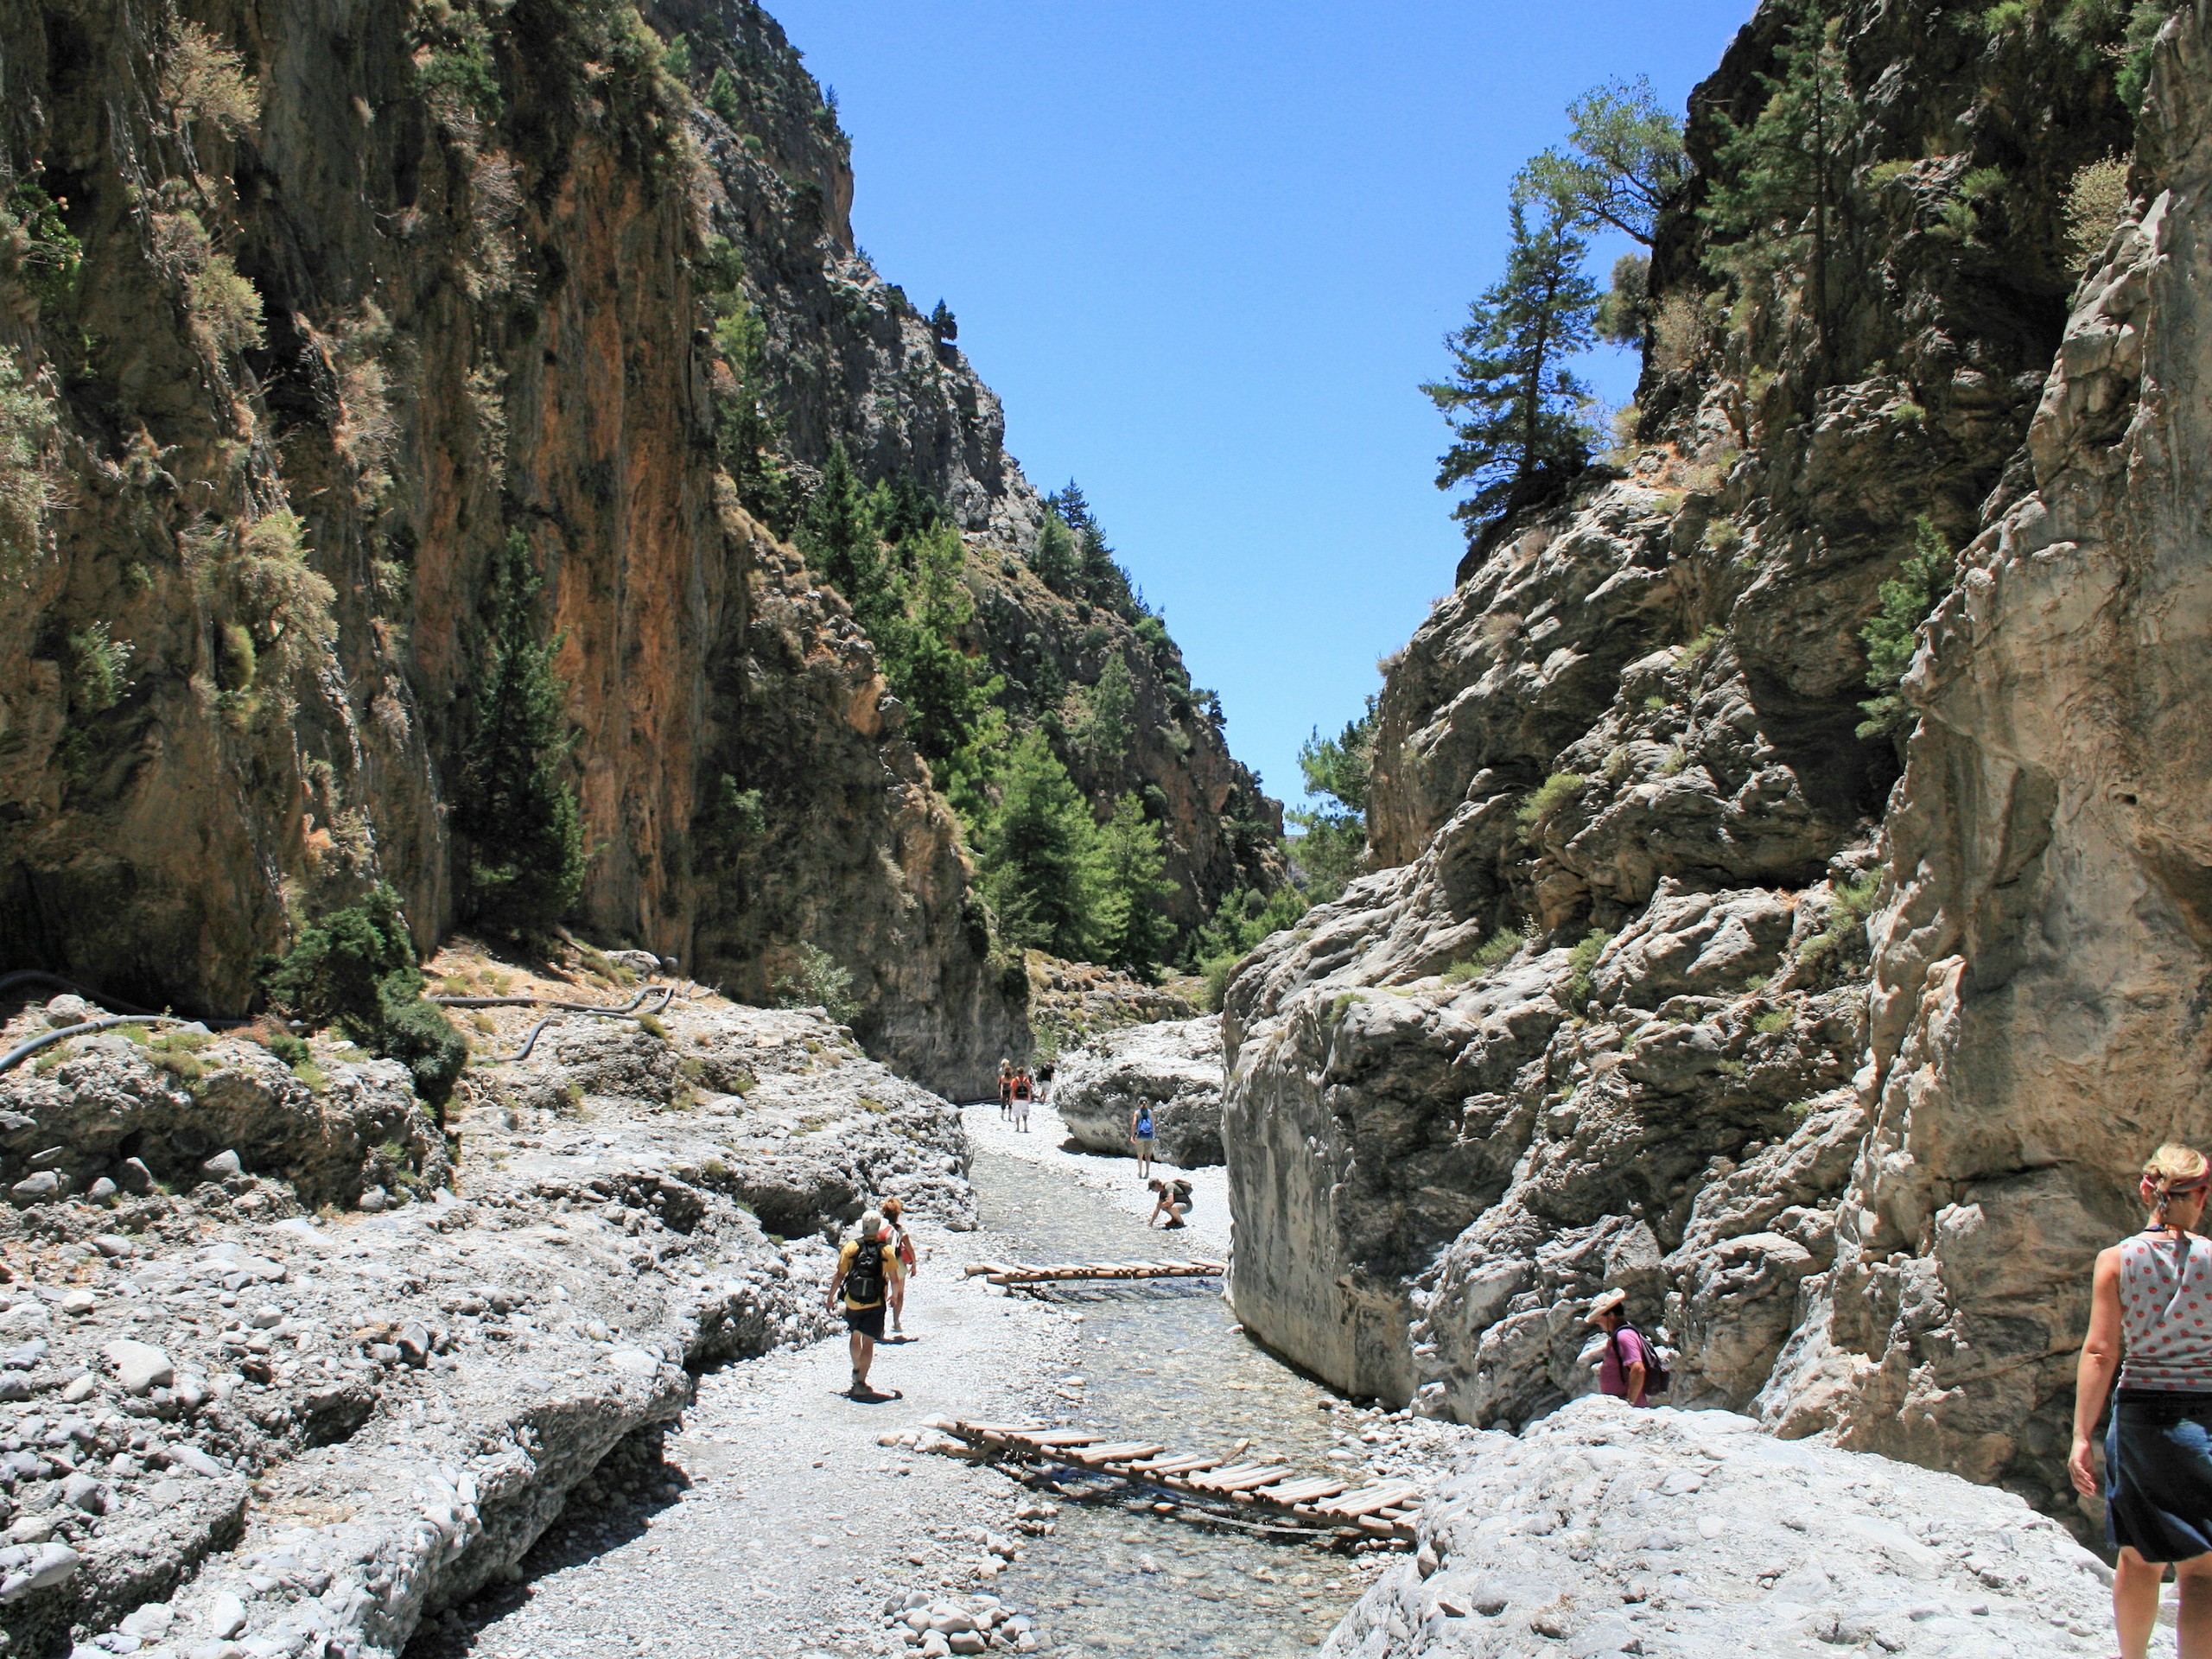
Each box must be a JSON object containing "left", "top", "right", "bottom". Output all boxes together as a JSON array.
[
  {"left": 261, "top": 886, "right": 467, "bottom": 1108},
  {"left": 1518, "top": 772, "right": 1586, "bottom": 828},
  {"left": 2063, "top": 154, "right": 2130, "bottom": 269},
  {"left": 775, "top": 943, "right": 858, "bottom": 1026}
]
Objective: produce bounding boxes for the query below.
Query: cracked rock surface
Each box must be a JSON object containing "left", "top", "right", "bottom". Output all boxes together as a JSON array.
[
  {"left": 0, "top": 951, "right": 970, "bottom": 1659},
  {"left": 1320, "top": 1397, "right": 2111, "bottom": 1658}
]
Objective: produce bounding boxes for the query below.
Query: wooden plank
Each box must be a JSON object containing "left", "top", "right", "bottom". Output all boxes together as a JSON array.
[
  {"left": 954, "top": 1421, "right": 1049, "bottom": 1437},
  {"left": 1077, "top": 1441, "right": 1166, "bottom": 1464},
  {"left": 1319, "top": 1484, "right": 1421, "bottom": 1518},
  {"left": 1255, "top": 1478, "right": 1346, "bottom": 1504},
  {"left": 1125, "top": 1453, "right": 1222, "bottom": 1477},
  {"left": 1191, "top": 1465, "right": 1294, "bottom": 1493},
  {"left": 995, "top": 1430, "right": 1099, "bottom": 1448}
]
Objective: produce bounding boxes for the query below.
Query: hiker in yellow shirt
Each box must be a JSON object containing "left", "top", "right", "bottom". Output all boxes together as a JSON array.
[{"left": 826, "top": 1209, "right": 905, "bottom": 1401}]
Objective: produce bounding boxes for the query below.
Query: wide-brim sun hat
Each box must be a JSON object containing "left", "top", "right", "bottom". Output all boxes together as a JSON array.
[{"left": 1586, "top": 1289, "right": 1628, "bottom": 1325}]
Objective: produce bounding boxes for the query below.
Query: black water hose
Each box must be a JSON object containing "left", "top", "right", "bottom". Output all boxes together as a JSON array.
[
  {"left": 0, "top": 1014, "right": 199, "bottom": 1077},
  {"left": 429, "top": 983, "right": 677, "bottom": 1063},
  {"left": 1, "top": 969, "right": 677, "bottom": 1077}
]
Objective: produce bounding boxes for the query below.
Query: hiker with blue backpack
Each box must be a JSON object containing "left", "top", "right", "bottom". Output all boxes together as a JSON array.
[{"left": 1130, "top": 1102, "right": 1157, "bottom": 1178}]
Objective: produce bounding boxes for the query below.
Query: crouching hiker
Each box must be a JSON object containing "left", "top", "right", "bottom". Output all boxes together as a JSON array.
[
  {"left": 1147, "top": 1176, "right": 1193, "bottom": 1230},
  {"left": 827, "top": 1209, "right": 904, "bottom": 1402}
]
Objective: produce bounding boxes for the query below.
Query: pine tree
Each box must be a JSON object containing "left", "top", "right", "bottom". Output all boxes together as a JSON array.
[
  {"left": 802, "top": 442, "right": 894, "bottom": 631},
  {"left": 456, "top": 531, "right": 587, "bottom": 934},
  {"left": 1032, "top": 509, "right": 1078, "bottom": 591},
  {"left": 929, "top": 299, "right": 957, "bottom": 342},
  {"left": 1423, "top": 192, "right": 1599, "bottom": 546},
  {"left": 1095, "top": 796, "right": 1175, "bottom": 971},
  {"left": 978, "top": 730, "right": 1108, "bottom": 959},
  {"left": 699, "top": 237, "right": 797, "bottom": 536},
  {"left": 1700, "top": 0, "right": 1863, "bottom": 375},
  {"left": 891, "top": 523, "right": 999, "bottom": 768},
  {"left": 1065, "top": 652, "right": 1135, "bottom": 766},
  {"left": 1046, "top": 481, "right": 1093, "bottom": 537},
  {"left": 1521, "top": 77, "right": 1688, "bottom": 245},
  {"left": 1289, "top": 697, "right": 1376, "bottom": 903}
]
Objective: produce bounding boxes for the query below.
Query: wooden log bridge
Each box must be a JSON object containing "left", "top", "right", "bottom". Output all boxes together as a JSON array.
[
  {"left": 931, "top": 1419, "right": 1421, "bottom": 1545},
  {"left": 962, "top": 1258, "right": 1228, "bottom": 1288}
]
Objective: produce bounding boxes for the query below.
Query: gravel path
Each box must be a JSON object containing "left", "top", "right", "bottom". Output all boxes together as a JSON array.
[
  {"left": 409, "top": 1207, "right": 1077, "bottom": 1658},
  {"left": 962, "top": 1098, "right": 1230, "bottom": 1261}
]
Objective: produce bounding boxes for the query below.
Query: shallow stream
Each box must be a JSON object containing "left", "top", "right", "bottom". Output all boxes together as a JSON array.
[{"left": 969, "top": 1146, "right": 1370, "bottom": 1656}]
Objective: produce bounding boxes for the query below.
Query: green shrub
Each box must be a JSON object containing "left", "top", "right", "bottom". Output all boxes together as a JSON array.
[
  {"left": 416, "top": 36, "right": 503, "bottom": 124},
  {"left": 2064, "top": 155, "right": 2130, "bottom": 269},
  {"left": 0, "top": 347, "right": 59, "bottom": 572},
  {"left": 775, "top": 943, "right": 858, "bottom": 1026},
  {"left": 635, "top": 1013, "right": 670, "bottom": 1040},
  {"left": 1672, "top": 626, "right": 1722, "bottom": 671},
  {"left": 1445, "top": 929, "right": 1525, "bottom": 983},
  {"left": 67, "top": 622, "right": 133, "bottom": 713},
  {"left": 1796, "top": 870, "right": 1883, "bottom": 981},
  {"left": 161, "top": 22, "right": 259, "bottom": 137},
  {"left": 1752, "top": 1009, "right": 1791, "bottom": 1035},
  {"left": 260, "top": 886, "right": 467, "bottom": 1108},
  {"left": 1657, "top": 744, "right": 1689, "bottom": 777},
  {"left": 188, "top": 254, "right": 264, "bottom": 356},
  {"left": 3, "top": 173, "right": 81, "bottom": 314},
  {"left": 1857, "top": 516, "right": 1954, "bottom": 738},
  {"left": 1517, "top": 772, "right": 1586, "bottom": 829},
  {"left": 1561, "top": 928, "right": 1613, "bottom": 1007}
]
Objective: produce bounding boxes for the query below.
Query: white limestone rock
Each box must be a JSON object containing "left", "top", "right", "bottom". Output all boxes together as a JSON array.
[{"left": 1322, "top": 1397, "right": 2110, "bottom": 1658}]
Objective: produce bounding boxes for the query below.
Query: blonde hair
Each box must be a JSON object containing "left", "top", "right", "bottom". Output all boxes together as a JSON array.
[{"left": 2141, "top": 1143, "right": 2211, "bottom": 1221}]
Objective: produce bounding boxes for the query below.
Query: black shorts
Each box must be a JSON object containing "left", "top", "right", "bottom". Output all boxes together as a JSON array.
[
  {"left": 843, "top": 1302, "right": 886, "bottom": 1339},
  {"left": 2108, "top": 1389, "right": 2212, "bottom": 1560}
]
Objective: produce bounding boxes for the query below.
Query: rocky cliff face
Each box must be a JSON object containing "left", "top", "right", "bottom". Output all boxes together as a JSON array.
[
  {"left": 1224, "top": 0, "right": 2185, "bottom": 1527},
  {"left": 1765, "top": 2, "right": 2212, "bottom": 1508},
  {"left": 0, "top": 0, "right": 1270, "bottom": 1104}
]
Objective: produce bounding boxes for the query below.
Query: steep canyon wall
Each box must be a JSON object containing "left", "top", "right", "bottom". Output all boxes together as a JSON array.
[
  {"left": 0, "top": 0, "right": 1272, "bottom": 1099},
  {"left": 1224, "top": 0, "right": 2196, "bottom": 1526}
]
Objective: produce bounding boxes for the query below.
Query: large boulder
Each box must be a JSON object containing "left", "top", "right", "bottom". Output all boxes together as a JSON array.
[
  {"left": 1052, "top": 1016, "right": 1224, "bottom": 1168},
  {"left": 1323, "top": 1397, "right": 2110, "bottom": 1658}
]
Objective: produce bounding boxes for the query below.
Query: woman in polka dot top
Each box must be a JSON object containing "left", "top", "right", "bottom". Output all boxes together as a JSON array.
[{"left": 2073, "top": 1142, "right": 2212, "bottom": 1659}]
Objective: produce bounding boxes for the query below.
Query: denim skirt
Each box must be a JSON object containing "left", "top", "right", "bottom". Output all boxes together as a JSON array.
[{"left": 2108, "top": 1389, "right": 2212, "bottom": 1561}]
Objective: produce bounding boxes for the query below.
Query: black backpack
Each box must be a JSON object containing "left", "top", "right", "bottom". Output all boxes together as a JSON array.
[
  {"left": 846, "top": 1235, "right": 887, "bottom": 1305},
  {"left": 1173, "top": 1179, "right": 1195, "bottom": 1211},
  {"left": 1611, "top": 1324, "right": 1669, "bottom": 1395}
]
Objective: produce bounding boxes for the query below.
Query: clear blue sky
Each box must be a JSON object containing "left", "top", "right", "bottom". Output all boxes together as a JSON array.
[{"left": 768, "top": 0, "right": 1759, "bottom": 811}]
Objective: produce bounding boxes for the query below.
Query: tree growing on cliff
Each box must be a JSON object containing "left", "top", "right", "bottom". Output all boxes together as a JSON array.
[
  {"left": 1856, "top": 516, "right": 1954, "bottom": 739},
  {"left": 1095, "top": 795, "right": 1175, "bottom": 971},
  {"left": 1032, "top": 509, "right": 1079, "bottom": 592},
  {"left": 978, "top": 730, "right": 1110, "bottom": 960},
  {"left": 1290, "top": 696, "right": 1376, "bottom": 903},
  {"left": 1700, "top": 0, "right": 1865, "bottom": 378},
  {"left": 1424, "top": 191, "right": 1599, "bottom": 546},
  {"left": 1065, "top": 651, "right": 1136, "bottom": 767},
  {"left": 1521, "top": 77, "right": 1688, "bottom": 245},
  {"left": 890, "top": 522, "right": 1001, "bottom": 773},
  {"left": 455, "top": 531, "right": 588, "bottom": 936},
  {"left": 699, "top": 237, "right": 798, "bottom": 535}
]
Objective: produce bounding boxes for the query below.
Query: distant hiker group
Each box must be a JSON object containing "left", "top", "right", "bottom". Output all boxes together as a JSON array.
[{"left": 996, "top": 1058, "right": 1044, "bottom": 1132}]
